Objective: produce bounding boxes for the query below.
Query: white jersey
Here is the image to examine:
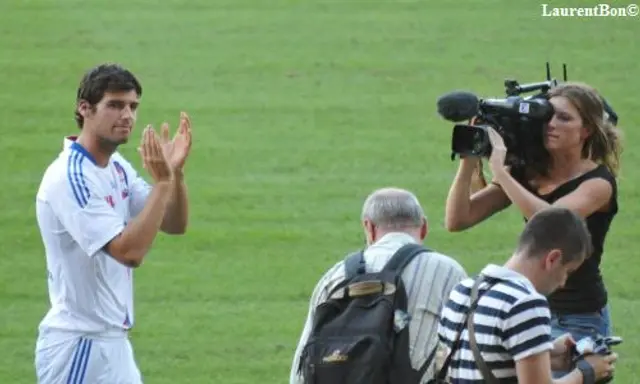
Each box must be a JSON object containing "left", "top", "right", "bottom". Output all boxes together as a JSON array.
[{"left": 35, "top": 136, "right": 151, "bottom": 334}]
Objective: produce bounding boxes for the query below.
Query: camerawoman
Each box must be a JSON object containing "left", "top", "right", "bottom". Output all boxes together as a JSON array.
[{"left": 437, "top": 63, "right": 624, "bottom": 381}]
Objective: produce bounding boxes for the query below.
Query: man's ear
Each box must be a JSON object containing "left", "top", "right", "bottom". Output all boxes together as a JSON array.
[
  {"left": 543, "top": 249, "right": 563, "bottom": 270},
  {"left": 77, "top": 99, "right": 93, "bottom": 119},
  {"left": 420, "top": 218, "right": 428, "bottom": 240},
  {"left": 363, "top": 219, "right": 376, "bottom": 244}
]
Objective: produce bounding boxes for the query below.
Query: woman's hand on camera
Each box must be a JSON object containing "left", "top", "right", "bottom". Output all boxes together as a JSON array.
[{"left": 487, "top": 127, "right": 508, "bottom": 175}]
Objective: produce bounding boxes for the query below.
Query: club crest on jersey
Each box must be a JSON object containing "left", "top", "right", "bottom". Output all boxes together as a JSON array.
[
  {"left": 113, "top": 161, "right": 130, "bottom": 199},
  {"left": 105, "top": 195, "right": 115, "bottom": 207}
]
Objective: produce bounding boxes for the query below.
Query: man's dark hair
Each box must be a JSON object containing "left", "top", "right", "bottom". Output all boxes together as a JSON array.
[
  {"left": 516, "top": 207, "right": 592, "bottom": 264},
  {"left": 75, "top": 63, "right": 142, "bottom": 129}
]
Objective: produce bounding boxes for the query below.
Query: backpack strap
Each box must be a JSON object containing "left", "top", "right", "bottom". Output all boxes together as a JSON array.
[
  {"left": 344, "top": 250, "right": 366, "bottom": 280},
  {"left": 382, "top": 243, "right": 431, "bottom": 274},
  {"left": 384, "top": 243, "right": 433, "bottom": 379}
]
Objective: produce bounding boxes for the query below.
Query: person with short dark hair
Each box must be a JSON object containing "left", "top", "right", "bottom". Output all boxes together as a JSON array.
[
  {"left": 34, "top": 63, "right": 192, "bottom": 383},
  {"left": 437, "top": 207, "right": 617, "bottom": 383}
]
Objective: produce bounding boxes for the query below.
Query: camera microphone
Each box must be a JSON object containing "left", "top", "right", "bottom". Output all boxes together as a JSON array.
[
  {"left": 436, "top": 91, "right": 480, "bottom": 122},
  {"left": 438, "top": 90, "right": 555, "bottom": 122}
]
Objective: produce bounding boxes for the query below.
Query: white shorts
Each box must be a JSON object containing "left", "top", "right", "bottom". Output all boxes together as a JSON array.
[{"left": 35, "top": 329, "right": 142, "bottom": 384}]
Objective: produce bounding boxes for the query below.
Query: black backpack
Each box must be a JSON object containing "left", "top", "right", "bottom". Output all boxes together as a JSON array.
[{"left": 297, "top": 243, "right": 436, "bottom": 384}]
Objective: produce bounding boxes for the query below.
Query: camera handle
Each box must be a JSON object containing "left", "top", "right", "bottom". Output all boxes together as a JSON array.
[{"left": 460, "top": 117, "right": 490, "bottom": 194}]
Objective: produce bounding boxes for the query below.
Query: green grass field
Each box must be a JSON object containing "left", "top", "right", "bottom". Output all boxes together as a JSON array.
[{"left": 1, "top": 0, "right": 639, "bottom": 382}]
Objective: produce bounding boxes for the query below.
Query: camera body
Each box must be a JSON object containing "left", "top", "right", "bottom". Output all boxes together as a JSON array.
[
  {"left": 451, "top": 88, "right": 555, "bottom": 168},
  {"left": 573, "top": 335, "right": 622, "bottom": 384},
  {"left": 440, "top": 63, "right": 619, "bottom": 172}
]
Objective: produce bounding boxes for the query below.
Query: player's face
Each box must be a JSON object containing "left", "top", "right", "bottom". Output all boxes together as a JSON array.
[
  {"left": 544, "top": 96, "right": 588, "bottom": 152},
  {"left": 88, "top": 90, "right": 140, "bottom": 146}
]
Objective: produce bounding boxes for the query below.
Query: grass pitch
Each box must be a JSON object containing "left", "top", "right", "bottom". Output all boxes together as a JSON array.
[{"left": 1, "top": 1, "right": 639, "bottom": 382}]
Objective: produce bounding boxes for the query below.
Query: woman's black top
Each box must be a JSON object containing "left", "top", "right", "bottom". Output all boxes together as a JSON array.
[{"left": 512, "top": 164, "right": 618, "bottom": 314}]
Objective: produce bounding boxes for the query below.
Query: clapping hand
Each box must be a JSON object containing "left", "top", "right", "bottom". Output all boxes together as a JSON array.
[
  {"left": 138, "top": 126, "right": 173, "bottom": 183},
  {"left": 159, "top": 112, "right": 193, "bottom": 172}
]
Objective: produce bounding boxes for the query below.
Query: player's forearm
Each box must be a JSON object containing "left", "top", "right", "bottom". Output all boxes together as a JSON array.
[
  {"left": 108, "top": 182, "right": 172, "bottom": 266},
  {"left": 160, "top": 170, "right": 188, "bottom": 234}
]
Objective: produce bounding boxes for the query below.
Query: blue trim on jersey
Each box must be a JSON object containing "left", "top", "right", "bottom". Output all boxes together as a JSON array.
[
  {"left": 67, "top": 151, "right": 90, "bottom": 207},
  {"left": 67, "top": 338, "right": 93, "bottom": 384},
  {"left": 113, "top": 161, "right": 129, "bottom": 187},
  {"left": 70, "top": 141, "right": 97, "bottom": 165}
]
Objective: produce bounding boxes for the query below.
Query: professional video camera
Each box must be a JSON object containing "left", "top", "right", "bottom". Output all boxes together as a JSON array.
[
  {"left": 436, "top": 63, "right": 619, "bottom": 172},
  {"left": 573, "top": 335, "right": 622, "bottom": 383}
]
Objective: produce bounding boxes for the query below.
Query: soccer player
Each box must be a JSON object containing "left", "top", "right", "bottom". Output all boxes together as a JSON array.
[{"left": 34, "top": 63, "right": 192, "bottom": 383}]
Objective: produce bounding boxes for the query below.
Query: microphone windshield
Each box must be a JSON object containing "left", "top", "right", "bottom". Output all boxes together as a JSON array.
[{"left": 437, "top": 91, "right": 480, "bottom": 122}]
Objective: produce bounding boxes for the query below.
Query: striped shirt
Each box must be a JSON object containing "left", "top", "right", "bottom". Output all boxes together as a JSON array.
[
  {"left": 289, "top": 232, "right": 467, "bottom": 384},
  {"left": 437, "top": 264, "right": 554, "bottom": 382}
]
